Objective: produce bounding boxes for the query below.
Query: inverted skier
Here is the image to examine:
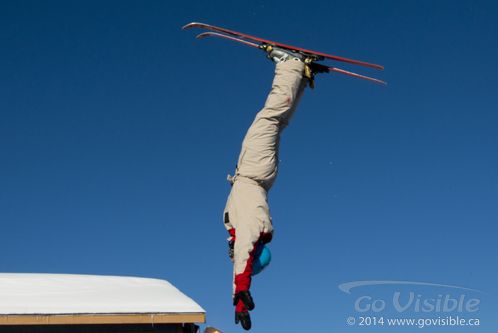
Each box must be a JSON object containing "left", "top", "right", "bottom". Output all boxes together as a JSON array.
[{"left": 223, "top": 48, "right": 325, "bottom": 330}]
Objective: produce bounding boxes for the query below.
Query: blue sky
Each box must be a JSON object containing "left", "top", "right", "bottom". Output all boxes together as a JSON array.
[{"left": 1, "top": 1, "right": 497, "bottom": 332}]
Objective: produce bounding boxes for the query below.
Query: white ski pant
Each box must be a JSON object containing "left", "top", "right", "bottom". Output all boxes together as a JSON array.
[{"left": 223, "top": 60, "right": 306, "bottom": 296}]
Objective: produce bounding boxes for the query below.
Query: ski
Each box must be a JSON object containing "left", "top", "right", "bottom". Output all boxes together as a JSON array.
[
  {"left": 196, "top": 31, "right": 386, "bottom": 85},
  {"left": 196, "top": 32, "right": 260, "bottom": 49},
  {"left": 183, "top": 22, "right": 384, "bottom": 71},
  {"left": 327, "top": 66, "right": 386, "bottom": 85}
]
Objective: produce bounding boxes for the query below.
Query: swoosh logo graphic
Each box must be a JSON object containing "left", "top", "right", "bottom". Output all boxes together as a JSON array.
[{"left": 338, "top": 280, "right": 483, "bottom": 294}]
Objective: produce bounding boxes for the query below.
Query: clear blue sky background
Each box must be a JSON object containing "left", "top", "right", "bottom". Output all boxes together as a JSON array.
[{"left": 1, "top": 1, "right": 497, "bottom": 332}]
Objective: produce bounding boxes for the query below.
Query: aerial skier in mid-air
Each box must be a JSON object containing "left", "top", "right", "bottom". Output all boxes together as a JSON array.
[
  {"left": 223, "top": 49, "right": 312, "bottom": 330},
  {"left": 183, "top": 22, "right": 384, "bottom": 331}
]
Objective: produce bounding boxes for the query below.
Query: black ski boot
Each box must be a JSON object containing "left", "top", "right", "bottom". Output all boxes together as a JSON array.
[
  {"left": 235, "top": 310, "right": 252, "bottom": 330},
  {"left": 233, "top": 290, "right": 255, "bottom": 310}
]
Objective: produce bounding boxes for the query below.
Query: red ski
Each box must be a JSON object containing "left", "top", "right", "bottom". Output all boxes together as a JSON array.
[
  {"left": 183, "top": 22, "right": 384, "bottom": 71},
  {"left": 196, "top": 31, "right": 386, "bottom": 85}
]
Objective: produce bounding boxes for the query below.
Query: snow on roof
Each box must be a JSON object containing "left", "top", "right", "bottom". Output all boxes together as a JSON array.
[{"left": 0, "top": 273, "right": 205, "bottom": 315}]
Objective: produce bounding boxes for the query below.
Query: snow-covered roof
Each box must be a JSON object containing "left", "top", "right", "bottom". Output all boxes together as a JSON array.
[{"left": 0, "top": 273, "right": 204, "bottom": 316}]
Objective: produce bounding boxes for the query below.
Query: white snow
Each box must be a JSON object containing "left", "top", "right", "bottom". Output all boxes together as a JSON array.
[{"left": 0, "top": 273, "right": 205, "bottom": 315}]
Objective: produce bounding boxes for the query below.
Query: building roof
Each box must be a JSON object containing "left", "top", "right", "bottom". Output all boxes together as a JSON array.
[{"left": 0, "top": 273, "right": 205, "bottom": 325}]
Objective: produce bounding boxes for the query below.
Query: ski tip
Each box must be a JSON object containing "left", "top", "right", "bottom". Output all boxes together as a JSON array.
[
  {"left": 195, "top": 32, "right": 210, "bottom": 40},
  {"left": 182, "top": 22, "right": 200, "bottom": 30},
  {"left": 194, "top": 32, "right": 261, "bottom": 48}
]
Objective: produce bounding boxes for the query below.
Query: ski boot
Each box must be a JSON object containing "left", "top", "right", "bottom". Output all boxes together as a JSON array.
[
  {"left": 264, "top": 45, "right": 304, "bottom": 63},
  {"left": 263, "top": 45, "right": 327, "bottom": 88}
]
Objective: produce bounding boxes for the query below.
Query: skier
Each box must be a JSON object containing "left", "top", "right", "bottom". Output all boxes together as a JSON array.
[
  {"left": 182, "top": 21, "right": 383, "bottom": 331},
  {"left": 223, "top": 48, "right": 323, "bottom": 330}
]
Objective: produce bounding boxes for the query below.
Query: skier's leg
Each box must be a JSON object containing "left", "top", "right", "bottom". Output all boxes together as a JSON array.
[{"left": 234, "top": 59, "right": 307, "bottom": 190}]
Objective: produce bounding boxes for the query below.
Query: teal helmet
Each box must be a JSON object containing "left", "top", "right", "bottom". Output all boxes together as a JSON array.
[{"left": 252, "top": 245, "right": 271, "bottom": 276}]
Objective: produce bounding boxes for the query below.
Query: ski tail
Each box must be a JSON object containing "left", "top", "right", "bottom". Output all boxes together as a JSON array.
[
  {"left": 310, "top": 62, "right": 386, "bottom": 85},
  {"left": 328, "top": 67, "right": 387, "bottom": 85}
]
